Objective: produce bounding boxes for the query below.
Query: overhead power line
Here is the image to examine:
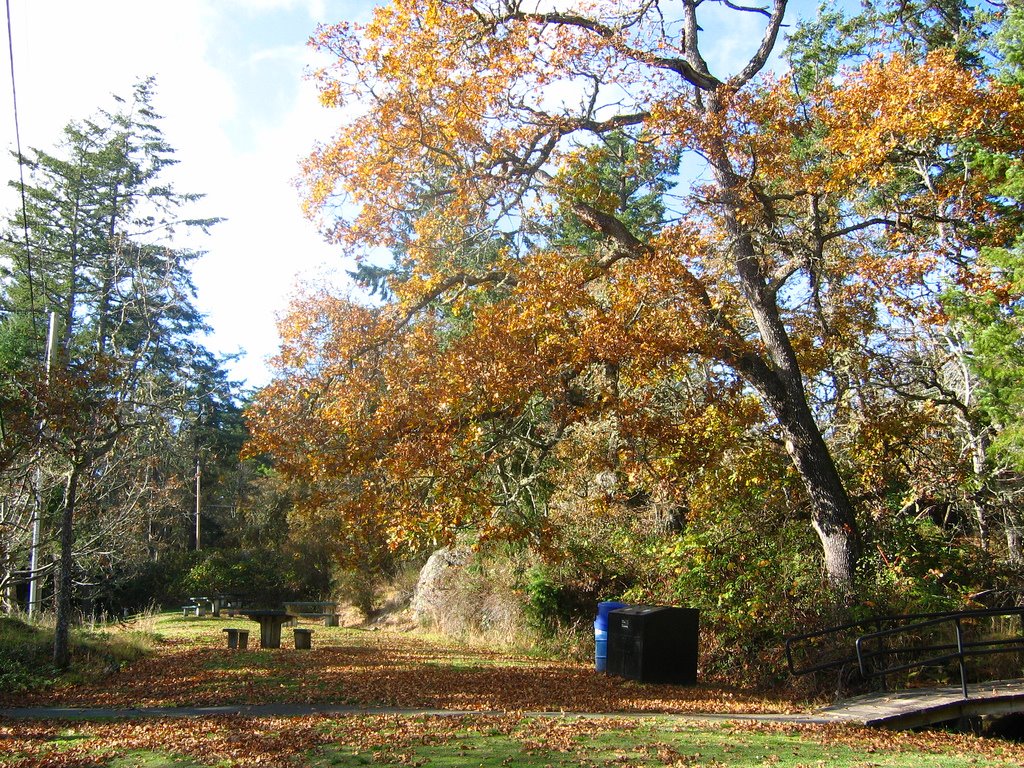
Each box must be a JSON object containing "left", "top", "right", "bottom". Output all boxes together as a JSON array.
[{"left": 5, "top": 0, "right": 37, "bottom": 331}]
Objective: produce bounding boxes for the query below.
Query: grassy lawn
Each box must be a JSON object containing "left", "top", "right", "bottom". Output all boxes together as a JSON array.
[
  {"left": 3, "top": 714, "right": 1024, "bottom": 767},
  {"left": 0, "top": 615, "right": 157, "bottom": 695}
]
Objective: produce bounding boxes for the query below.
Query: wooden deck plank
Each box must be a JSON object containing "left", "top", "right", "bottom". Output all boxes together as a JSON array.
[{"left": 817, "top": 680, "right": 1024, "bottom": 729}]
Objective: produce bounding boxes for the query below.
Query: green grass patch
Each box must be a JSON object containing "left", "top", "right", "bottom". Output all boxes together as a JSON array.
[
  {"left": 4, "top": 715, "right": 1023, "bottom": 768},
  {"left": 201, "top": 650, "right": 276, "bottom": 671},
  {"left": 307, "top": 716, "right": 1024, "bottom": 768},
  {"left": 152, "top": 613, "right": 232, "bottom": 642},
  {"left": 586, "top": 722, "right": 912, "bottom": 767},
  {"left": 106, "top": 749, "right": 209, "bottom": 767},
  {"left": 0, "top": 616, "right": 56, "bottom": 692}
]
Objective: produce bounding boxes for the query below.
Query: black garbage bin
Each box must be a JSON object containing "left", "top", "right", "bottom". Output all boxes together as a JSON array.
[{"left": 606, "top": 605, "right": 699, "bottom": 685}]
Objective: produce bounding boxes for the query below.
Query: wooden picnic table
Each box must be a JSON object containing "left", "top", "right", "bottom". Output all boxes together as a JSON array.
[
  {"left": 210, "top": 594, "right": 243, "bottom": 617},
  {"left": 182, "top": 596, "right": 212, "bottom": 617}
]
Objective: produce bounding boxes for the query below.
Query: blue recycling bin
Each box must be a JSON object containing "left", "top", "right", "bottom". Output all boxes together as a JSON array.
[{"left": 594, "top": 601, "right": 627, "bottom": 672}]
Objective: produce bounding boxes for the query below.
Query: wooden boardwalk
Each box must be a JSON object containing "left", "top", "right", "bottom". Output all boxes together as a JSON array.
[{"left": 816, "top": 679, "right": 1024, "bottom": 729}]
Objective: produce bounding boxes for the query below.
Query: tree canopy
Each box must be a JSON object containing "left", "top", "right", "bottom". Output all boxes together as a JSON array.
[{"left": 245, "top": 0, "right": 1024, "bottom": 617}]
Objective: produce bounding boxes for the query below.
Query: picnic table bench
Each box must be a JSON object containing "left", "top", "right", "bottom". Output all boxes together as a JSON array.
[
  {"left": 293, "top": 628, "right": 313, "bottom": 649},
  {"left": 182, "top": 596, "right": 212, "bottom": 617},
  {"left": 222, "top": 627, "right": 250, "bottom": 649},
  {"left": 284, "top": 601, "right": 340, "bottom": 627},
  {"left": 184, "top": 595, "right": 245, "bottom": 617}
]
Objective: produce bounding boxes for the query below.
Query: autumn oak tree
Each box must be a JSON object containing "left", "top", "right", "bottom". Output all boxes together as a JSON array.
[{"left": 248, "top": 0, "right": 1024, "bottom": 591}]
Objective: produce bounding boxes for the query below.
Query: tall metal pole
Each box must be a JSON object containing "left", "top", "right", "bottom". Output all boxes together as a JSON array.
[
  {"left": 194, "top": 460, "right": 201, "bottom": 551},
  {"left": 28, "top": 311, "right": 57, "bottom": 618}
]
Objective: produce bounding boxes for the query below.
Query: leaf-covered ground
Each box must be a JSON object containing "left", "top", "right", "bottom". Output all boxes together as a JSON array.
[
  {"left": 4, "top": 714, "right": 1024, "bottom": 767},
  {"left": 0, "top": 615, "right": 796, "bottom": 714},
  {"left": 4, "top": 616, "right": 1024, "bottom": 767}
]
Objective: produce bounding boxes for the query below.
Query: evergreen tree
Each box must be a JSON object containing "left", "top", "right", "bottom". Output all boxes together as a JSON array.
[{"left": 0, "top": 79, "right": 231, "bottom": 666}]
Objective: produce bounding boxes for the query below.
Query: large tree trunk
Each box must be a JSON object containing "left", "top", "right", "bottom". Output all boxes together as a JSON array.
[
  {"left": 1006, "top": 508, "right": 1023, "bottom": 565},
  {"left": 966, "top": 421, "right": 993, "bottom": 551},
  {"left": 709, "top": 124, "right": 860, "bottom": 590},
  {"left": 735, "top": 348, "right": 861, "bottom": 589},
  {"left": 95, "top": 186, "right": 122, "bottom": 355},
  {"left": 777, "top": 401, "right": 860, "bottom": 588},
  {"left": 58, "top": 190, "right": 84, "bottom": 356},
  {"left": 53, "top": 466, "right": 80, "bottom": 669}
]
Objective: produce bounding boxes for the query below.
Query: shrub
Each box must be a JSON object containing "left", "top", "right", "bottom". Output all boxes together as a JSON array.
[
  {"left": 334, "top": 565, "right": 379, "bottom": 618},
  {"left": 172, "top": 549, "right": 316, "bottom": 604}
]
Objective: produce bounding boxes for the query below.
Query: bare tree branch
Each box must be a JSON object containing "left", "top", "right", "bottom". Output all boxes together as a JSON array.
[{"left": 729, "top": 0, "right": 788, "bottom": 87}]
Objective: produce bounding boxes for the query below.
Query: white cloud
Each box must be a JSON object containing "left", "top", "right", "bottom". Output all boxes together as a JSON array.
[
  {"left": 1, "top": 0, "right": 354, "bottom": 388},
  {"left": 189, "top": 80, "right": 347, "bottom": 388}
]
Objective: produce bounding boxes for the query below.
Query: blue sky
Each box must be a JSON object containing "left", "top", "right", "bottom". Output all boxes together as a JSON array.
[{"left": 1, "top": 0, "right": 828, "bottom": 389}]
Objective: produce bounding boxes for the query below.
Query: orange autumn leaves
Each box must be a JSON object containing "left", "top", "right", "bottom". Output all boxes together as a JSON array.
[
  {"left": 304, "top": 0, "right": 667, "bottom": 258},
  {"left": 254, "top": 0, "right": 1024, "bottom": 558},
  {"left": 305, "top": 0, "right": 558, "bottom": 253},
  {"left": 820, "top": 50, "right": 1024, "bottom": 190},
  {"left": 307, "top": 1, "right": 1023, "bottom": 263},
  {"left": 247, "top": 247, "right": 711, "bottom": 550}
]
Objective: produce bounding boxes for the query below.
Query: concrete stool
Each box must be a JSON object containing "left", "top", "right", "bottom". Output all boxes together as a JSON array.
[
  {"left": 223, "top": 628, "right": 250, "bottom": 649},
  {"left": 294, "top": 628, "right": 313, "bottom": 650}
]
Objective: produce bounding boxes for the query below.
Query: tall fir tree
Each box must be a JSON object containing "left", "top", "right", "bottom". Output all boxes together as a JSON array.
[{"left": 0, "top": 79, "right": 230, "bottom": 666}]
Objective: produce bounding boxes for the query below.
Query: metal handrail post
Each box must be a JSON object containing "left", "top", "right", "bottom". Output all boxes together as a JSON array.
[
  {"left": 955, "top": 617, "right": 968, "bottom": 700},
  {"left": 855, "top": 635, "right": 868, "bottom": 677},
  {"left": 877, "top": 617, "right": 888, "bottom": 691}
]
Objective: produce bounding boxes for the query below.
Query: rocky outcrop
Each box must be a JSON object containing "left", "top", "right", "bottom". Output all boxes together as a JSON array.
[{"left": 410, "top": 546, "right": 472, "bottom": 626}]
